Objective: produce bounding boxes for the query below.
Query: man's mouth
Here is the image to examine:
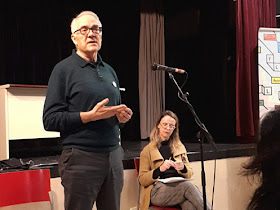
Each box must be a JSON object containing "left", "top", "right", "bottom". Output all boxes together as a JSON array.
[{"left": 88, "top": 40, "right": 97, "bottom": 44}]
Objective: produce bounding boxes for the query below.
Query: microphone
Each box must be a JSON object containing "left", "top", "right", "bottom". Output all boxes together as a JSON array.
[{"left": 151, "top": 63, "right": 187, "bottom": 74}]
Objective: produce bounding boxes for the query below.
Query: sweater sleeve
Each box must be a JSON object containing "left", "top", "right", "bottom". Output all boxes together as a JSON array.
[
  {"left": 178, "top": 153, "right": 193, "bottom": 179},
  {"left": 152, "top": 167, "right": 163, "bottom": 179},
  {"left": 180, "top": 165, "right": 188, "bottom": 173},
  {"left": 43, "top": 65, "right": 83, "bottom": 132}
]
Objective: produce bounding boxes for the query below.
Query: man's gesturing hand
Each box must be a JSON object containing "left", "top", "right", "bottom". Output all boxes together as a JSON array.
[
  {"left": 80, "top": 98, "right": 126, "bottom": 124},
  {"left": 116, "top": 107, "right": 133, "bottom": 123}
]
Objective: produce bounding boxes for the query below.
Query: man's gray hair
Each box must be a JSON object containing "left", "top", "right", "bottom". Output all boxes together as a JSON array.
[{"left": 70, "top": 11, "right": 101, "bottom": 33}]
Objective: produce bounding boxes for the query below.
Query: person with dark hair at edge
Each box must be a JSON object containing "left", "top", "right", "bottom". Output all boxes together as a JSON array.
[{"left": 242, "top": 109, "right": 280, "bottom": 210}]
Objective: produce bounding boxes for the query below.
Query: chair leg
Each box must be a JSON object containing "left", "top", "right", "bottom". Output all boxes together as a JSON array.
[
  {"left": 49, "top": 191, "right": 54, "bottom": 210},
  {"left": 137, "top": 181, "right": 140, "bottom": 210}
]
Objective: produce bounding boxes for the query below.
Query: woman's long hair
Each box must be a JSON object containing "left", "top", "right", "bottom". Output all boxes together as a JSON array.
[
  {"left": 149, "top": 110, "right": 182, "bottom": 153},
  {"left": 242, "top": 109, "right": 280, "bottom": 210}
]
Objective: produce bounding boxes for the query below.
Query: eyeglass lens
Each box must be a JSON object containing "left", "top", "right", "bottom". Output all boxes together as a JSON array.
[
  {"left": 161, "top": 123, "right": 175, "bottom": 129},
  {"left": 80, "top": 25, "right": 102, "bottom": 35}
]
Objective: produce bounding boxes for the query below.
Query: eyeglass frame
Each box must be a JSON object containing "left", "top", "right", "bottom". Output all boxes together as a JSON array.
[
  {"left": 73, "top": 25, "right": 102, "bottom": 35},
  {"left": 160, "top": 122, "right": 176, "bottom": 130}
]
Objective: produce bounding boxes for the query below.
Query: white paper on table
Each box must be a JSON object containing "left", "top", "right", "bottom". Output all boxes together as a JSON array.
[{"left": 157, "top": 177, "right": 194, "bottom": 183}]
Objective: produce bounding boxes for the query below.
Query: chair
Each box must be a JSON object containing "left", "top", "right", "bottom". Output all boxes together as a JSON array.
[
  {"left": 0, "top": 169, "right": 53, "bottom": 209},
  {"left": 134, "top": 158, "right": 181, "bottom": 210}
]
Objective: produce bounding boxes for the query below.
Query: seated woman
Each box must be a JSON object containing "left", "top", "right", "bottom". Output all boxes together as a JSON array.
[{"left": 138, "top": 110, "right": 212, "bottom": 210}]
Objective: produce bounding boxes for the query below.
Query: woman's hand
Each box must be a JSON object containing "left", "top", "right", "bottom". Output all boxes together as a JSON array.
[
  {"left": 174, "top": 161, "right": 184, "bottom": 171},
  {"left": 160, "top": 160, "right": 175, "bottom": 172}
]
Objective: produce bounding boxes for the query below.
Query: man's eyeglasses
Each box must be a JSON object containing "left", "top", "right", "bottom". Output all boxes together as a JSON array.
[
  {"left": 73, "top": 25, "right": 102, "bottom": 35},
  {"left": 160, "top": 123, "right": 176, "bottom": 130}
]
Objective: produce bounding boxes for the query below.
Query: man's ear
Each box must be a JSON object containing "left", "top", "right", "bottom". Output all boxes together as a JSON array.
[{"left": 71, "top": 34, "right": 77, "bottom": 45}]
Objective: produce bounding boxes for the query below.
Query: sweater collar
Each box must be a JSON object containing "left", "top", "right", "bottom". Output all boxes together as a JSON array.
[
  {"left": 149, "top": 141, "right": 186, "bottom": 161},
  {"left": 71, "top": 49, "right": 105, "bottom": 68}
]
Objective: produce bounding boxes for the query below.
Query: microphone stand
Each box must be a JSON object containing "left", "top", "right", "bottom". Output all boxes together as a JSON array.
[{"left": 168, "top": 72, "right": 218, "bottom": 210}]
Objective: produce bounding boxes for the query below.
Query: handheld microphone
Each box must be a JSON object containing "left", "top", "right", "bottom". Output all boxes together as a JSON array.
[{"left": 151, "top": 63, "right": 187, "bottom": 74}]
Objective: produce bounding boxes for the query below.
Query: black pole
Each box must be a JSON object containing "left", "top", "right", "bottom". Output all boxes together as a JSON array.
[
  {"left": 167, "top": 72, "right": 218, "bottom": 210},
  {"left": 198, "top": 131, "right": 207, "bottom": 210}
]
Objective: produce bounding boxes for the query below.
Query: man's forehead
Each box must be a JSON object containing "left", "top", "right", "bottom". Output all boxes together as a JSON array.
[{"left": 76, "top": 15, "right": 101, "bottom": 27}]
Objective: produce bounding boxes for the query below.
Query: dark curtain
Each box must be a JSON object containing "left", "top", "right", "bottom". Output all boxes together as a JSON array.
[
  {"left": 164, "top": 1, "right": 237, "bottom": 143},
  {"left": 235, "top": 0, "right": 276, "bottom": 139},
  {"left": 0, "top": 1, "right": 141, "bottom": 141}
]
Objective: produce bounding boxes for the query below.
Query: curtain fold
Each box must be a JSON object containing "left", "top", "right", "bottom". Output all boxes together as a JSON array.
[
  {"left": 235, "top": 0, "right": 276, "bottom": 138},
  {"left": 138, "top": 3, "right": 165, "bottom": 139}
]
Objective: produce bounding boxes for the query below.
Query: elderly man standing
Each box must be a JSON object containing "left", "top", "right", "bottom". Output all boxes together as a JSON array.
[{"left": 43, "top": 11, "right": 133, "bottom": 210}]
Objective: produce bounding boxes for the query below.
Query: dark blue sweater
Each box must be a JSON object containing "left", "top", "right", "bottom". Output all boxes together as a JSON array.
[{"left": 43, "top": 50, "right": 121, "bottom": 152}]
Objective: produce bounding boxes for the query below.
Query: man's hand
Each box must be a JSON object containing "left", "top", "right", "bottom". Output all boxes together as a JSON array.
[
  {"left": 80, "top": 98, "right": 126, "bottom": 123},
  {"left": 116, "top": 106, "right": 133, "bottom": 123}
]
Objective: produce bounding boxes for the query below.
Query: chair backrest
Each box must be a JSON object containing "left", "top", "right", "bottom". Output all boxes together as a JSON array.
[
  {"left": 0, "top": 169, "right": 51, "bottom": 207},
  {"left": 134, "top": 157, "right": 140, "bottom": 176}
]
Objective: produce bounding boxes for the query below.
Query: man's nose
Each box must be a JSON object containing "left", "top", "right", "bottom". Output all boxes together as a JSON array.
[{"left": 87, "top": 29, "right": 95, "bottom": 37}]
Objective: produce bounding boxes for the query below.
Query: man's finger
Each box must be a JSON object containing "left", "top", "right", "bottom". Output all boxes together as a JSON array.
[
  {"left": 116, "top": 104, "right": 127, "bottom": 111},
  {"left": 125, "top": 108, "right": 133, "bottom": 116},
  {"left": 92, "top": 98, "right": 109, "bottom": 112},
  {"left": 107, "top": 104, "right": 127, "bottom": 112},
  {"left": 96, "top": 98, "right": 109, "bottom": 108}
]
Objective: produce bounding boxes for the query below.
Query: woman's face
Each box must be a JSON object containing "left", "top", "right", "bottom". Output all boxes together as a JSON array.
[{"left": 157, "top": 115, "right": 176, "bottom": 141}]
